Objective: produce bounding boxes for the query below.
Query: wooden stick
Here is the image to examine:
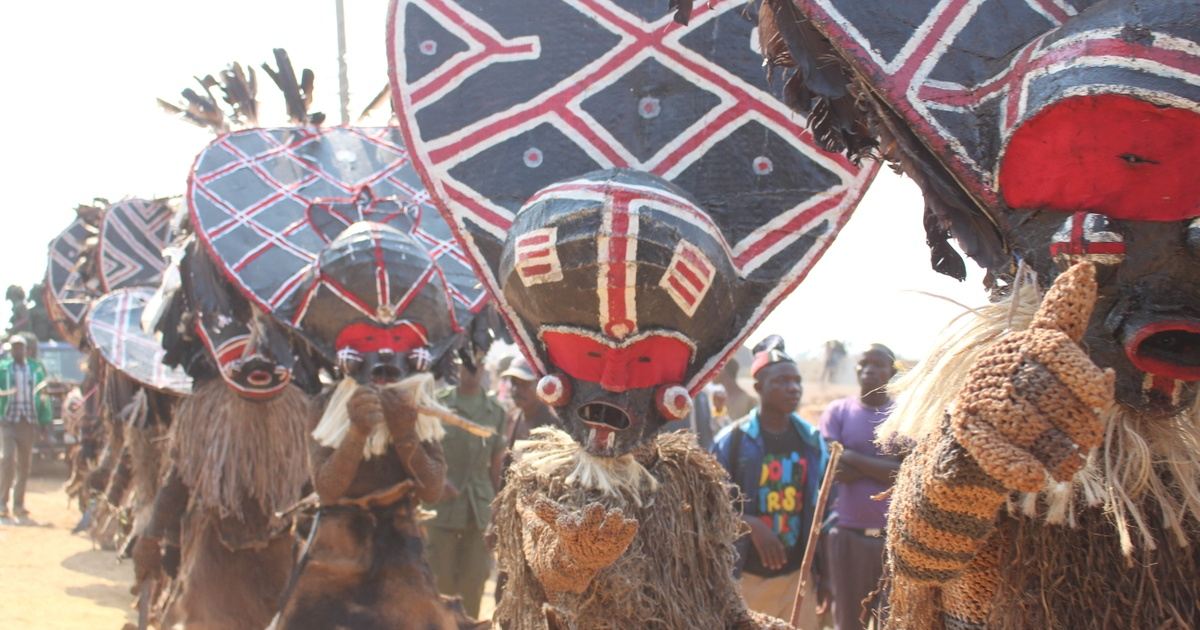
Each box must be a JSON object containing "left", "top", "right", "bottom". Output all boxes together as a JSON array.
[
  {"left": 417, "top": 405, "right": 495, "bottom": 438},
  {"left": 790, "top": 440, "right": 843, "bottom": 627}
]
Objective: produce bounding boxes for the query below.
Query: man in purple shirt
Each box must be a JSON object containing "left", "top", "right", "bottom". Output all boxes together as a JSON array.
[{"left": 819, "top": 344, "right": 901, "bottom": 630}]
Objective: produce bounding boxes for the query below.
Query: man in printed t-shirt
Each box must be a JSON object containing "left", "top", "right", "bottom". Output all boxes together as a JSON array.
[{"left": 712, "top": 340, "right": 830, "bottom": 625}]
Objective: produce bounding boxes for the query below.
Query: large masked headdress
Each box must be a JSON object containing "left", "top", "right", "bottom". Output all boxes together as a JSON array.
[
  {"left": 46, "top": 198, "right": 175, "bottom": 347},
  {"left": 740, "top": 0, "right": 1200, "bottom": 414},
  {"left": 388, "top": 0, "right": 876, "bottom": 454},
  {"left": 187, "top": 126, "right": 488, "bottom": 382},
  {"left": 52, "top": 198, "right": 194, "bottom": 394}
]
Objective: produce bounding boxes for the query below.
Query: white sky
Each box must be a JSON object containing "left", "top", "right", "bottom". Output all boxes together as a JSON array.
[{"left": 0, "top": 1, "right": 989, "bottom": 360}]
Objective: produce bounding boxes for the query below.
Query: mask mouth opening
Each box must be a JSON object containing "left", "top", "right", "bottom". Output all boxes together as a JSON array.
[
  {"left": 369, "top": 363, "right": 405, "bottom": 385},
  {"left": 245, "top": 370, "right": 274, "bottom": 387},
  {"left": 1124, "top": 320, "right": 1200, "bottom": 381},
  {"left": 577, "top": 401, "right": 631, "bottom": 431}
]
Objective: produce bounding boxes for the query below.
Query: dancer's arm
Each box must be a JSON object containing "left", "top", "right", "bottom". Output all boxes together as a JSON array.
[
  {"left": 891, "top": 263, "right": 1112, "bottom": 584},
  {"left": 381, "top": 386, "right": 446, "bottom": 503},
  {"left": 517, "top": 499, "right": 638, "bottom": 595},
  {"left": 310, "top": 388, "right": 378, "bottom": 503}
]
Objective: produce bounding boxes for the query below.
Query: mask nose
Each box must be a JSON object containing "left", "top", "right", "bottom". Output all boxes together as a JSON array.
[
  {"left": 599, "top": 358, "right": 629, "bottom": 393},
  {"left": 369, "top": 349, "right": 404, "bottom": 383},
  {"left": 370, "top": 363, "right": 403, "bottom": 382}
]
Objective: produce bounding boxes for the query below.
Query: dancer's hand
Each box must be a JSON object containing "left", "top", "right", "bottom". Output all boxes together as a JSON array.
[
  {"left": 533, "top": 499, "right": 638, "bottom": 570},
  {"left": 347, "top": 386, "right": 384, "bottom": 435},
  {"left": 951, "top": 262, "right": 1115, "bottom": 493},
  {"left": 379, "top": 385, "right": 418, "bottom": 437}
]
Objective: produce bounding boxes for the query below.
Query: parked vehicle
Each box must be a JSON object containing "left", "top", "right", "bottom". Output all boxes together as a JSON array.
[{"left": 31, "top": 340, "right": 86, "bottom": 467}]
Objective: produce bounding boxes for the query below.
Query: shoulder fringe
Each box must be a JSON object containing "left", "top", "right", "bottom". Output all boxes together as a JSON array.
[
  {"left": 311, "top": 373, "right": 446, "bottom": 459},
  {"left": 879, "top": 281, "right": 1039, "bottom": 444},
  {"left": 514, "top": 427, "right": 659, "bottom": 507},
  {"left": 173, "top": 380, "right": 310, "bottom": 519}
]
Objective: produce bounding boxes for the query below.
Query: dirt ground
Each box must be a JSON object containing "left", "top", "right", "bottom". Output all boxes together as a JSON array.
[
  {"left": 0, "top": 384, "right": 852, "bottom": 629},
  {"left": 0, "top": 469, "right": 136, "bottom": 630},
  {"left": 0, "top": 467, "right": 500, "bottom": 630}
]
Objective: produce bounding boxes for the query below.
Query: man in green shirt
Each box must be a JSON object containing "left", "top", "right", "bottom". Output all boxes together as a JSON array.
[
  {"left": 427, "top": 359, "right": 507, "bottom": 618},
  {"left": 0, "top": 336, "right": 51, "bottom": 519}
]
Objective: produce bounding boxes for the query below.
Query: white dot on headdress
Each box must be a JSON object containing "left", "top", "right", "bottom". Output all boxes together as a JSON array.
[
  {"left": 638, "top": 96, "right": 661, "bottom": 119},
  {"left": 753, "top": 156, "right": 774, "bottom": 176},
  {"left": 419, "top": 40, "right": 438, "bottom": 55},
  {"left": 524, "top": 148, "right": 544, "bottom": 168}
]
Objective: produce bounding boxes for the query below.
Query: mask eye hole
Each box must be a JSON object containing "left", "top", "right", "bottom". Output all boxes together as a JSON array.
[
  {"left": 637, "top": 356, "right": 652, "bottom": 363},
  {"left": 587, "top": 351, "right": 603, "bottom": 359}
]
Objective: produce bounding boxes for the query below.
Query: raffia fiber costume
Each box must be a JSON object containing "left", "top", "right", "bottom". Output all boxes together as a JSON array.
[
  {"left": 388, "top": 4, "right": 876, "bottom": 625},
  {"left": 494, "top": 426, "right": 791, "bottom": 630},
  {"left": 884, "top": 263, "right": 1200, "bottom": 628},
  {"left": 148, "top": 380, "right": 310, "bottom": 630}
]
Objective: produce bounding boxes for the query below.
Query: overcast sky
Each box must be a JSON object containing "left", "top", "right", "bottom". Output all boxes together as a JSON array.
[{"left": 0, "top": 1, "right": 989, "bottom": 360}]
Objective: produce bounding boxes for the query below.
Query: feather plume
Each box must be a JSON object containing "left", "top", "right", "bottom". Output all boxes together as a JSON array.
[
  {"left": 262, "top": 49, "right": 320, "bottom": 126},
  {"left": 357, "top": 84, "right": 392, "bottom": 123},
  {"left": 160, "top": 50, "right": 318, "bottom": 133}
]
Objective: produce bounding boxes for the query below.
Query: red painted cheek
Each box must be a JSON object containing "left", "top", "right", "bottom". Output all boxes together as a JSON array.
[
  {"left": 542, "top": 330, "right": 692, "bottom": 392},
  {"left": 1000, "top": 94, "right": 1200, "bottom": 222},
  {"left": 335, "top": 322, "right": 427, "bottom": 353}
]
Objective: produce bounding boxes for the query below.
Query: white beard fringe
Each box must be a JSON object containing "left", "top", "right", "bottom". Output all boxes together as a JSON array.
[
  {"left": 311, "top": 373, "right": 447, "bottom": 459},
  {"left": 514, "top": 426, "right": 659, "bottom": 507}
]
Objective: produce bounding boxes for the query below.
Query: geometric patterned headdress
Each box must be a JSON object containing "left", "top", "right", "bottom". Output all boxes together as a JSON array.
[{"left": 387, "top": 0, "right": 877, "bottom": 391}]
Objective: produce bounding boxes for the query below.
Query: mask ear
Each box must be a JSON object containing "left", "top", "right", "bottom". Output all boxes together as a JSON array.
[{"left": 537, "top": 374, "right": 571, "bottom": 408}]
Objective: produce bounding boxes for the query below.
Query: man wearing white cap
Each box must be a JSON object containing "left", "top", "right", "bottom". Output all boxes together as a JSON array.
[
  {"left": 501, "top": 356, "right": 557, "bottom": 446},
  {"left": 0, "top": 335, "right": 50, "bottom": 519}
]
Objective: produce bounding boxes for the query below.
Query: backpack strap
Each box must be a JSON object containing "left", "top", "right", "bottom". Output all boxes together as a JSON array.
[{"left": 728, "top": 419, "right": 746, "bottom": 489}]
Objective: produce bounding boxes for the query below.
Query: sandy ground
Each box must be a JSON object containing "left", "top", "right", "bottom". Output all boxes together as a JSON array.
[
  {"left": 0, "top": 384, "right": 852, "bottom": 629},
  {"left": 0, "top": 468, "right": 136, "bottom": 630},
  {"left": 0, "top": 466, "right": 500, "bottom": 630}
]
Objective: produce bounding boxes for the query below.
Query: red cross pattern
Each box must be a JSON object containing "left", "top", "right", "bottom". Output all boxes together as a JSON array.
[
  {"left": 389, "top": 0, "right": 879, "bottom": 387},
  {"left": 1047, "top": 211, "right": 1126, "bottom": 266},
  {"left": 388, "top": 0, "right": 873, "bottom": 247},
  {"left": 188, "top": 127, "right": 488, "bottom": 325}
]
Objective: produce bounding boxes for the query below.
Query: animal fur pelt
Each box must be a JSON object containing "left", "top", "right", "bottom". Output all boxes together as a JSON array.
[
  {"left": 173, "top": 509, "right": 295, "bottom": 630},
  {"left": 311, "top": 373, "right": 447, "bottom": 458},
  {"left": 127, "top": 416, "right": 167, "bottom": 519},
  {"left": 171, "top": 379, "right": 310, "bottom": 520},
  {"left": 493, "top": 427, "right": 790, "bottom": 629}
]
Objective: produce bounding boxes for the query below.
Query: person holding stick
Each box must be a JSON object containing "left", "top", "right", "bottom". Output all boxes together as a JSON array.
[{"left": 712, "top": 340, "right": 832, "bottom": 626}]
